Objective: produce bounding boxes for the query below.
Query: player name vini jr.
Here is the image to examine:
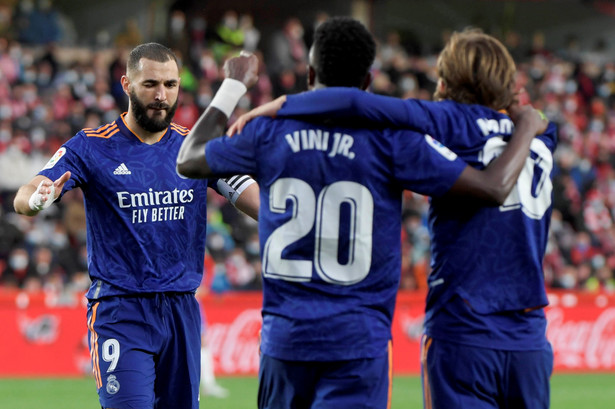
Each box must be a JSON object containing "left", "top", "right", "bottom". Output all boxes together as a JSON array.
[{"left": 285, "top": 129, "right": 356, "bottom": 159}]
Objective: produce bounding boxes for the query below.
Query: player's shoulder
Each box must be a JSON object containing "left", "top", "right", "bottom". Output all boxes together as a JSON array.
[
  {"left": 60, "top": 120, "right": 121, "bottom": 150},
  {"left": 447, "top": 100, "right": 507, "bottom": 119},
  {"left": 408, "top": 99, "right": 497, "bottom": 126},
  {"left": 169, "top": 122, "right": 190, "bottom": 136},
  {"left": 80, "top": 119, "right": 122, "bottom": 140},
  {"left": 539, "top": 121, "right": 559, "bottom": 150},
  {"left": 241, "top": 115, "right": 277, "bottom": 136}
]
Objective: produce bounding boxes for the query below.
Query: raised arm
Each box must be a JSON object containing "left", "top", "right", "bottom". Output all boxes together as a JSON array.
[
  {"left": 176, "top": 52, "right": 259, "bottom": 179},
  {"left": 448, "top": 105, "right": 549, "bottom": 205}
]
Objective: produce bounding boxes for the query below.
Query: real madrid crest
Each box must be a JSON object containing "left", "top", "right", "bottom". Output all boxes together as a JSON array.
[{"left": 106, "top": 374, "right": 120, "bottom": 395}]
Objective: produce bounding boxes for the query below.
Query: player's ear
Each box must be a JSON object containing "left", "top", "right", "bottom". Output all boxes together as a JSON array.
[
  {"left": 308, "top": 65, "right": 316, "bottom": 88},
  {"left": 121, "top": 75, "right": 130, "bottom": 96},
  {"left": 437, "top": 78, "right": 446, "bottom": 94},
  {"left": 361, "top": 72, "right": 372, "bottom": 91}
]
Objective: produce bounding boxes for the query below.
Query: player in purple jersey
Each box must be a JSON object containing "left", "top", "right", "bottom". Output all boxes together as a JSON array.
[
  {"left": 233, "top": 28, "right": 557, "bottom": 409},
  {"left": 177, "top": 19, "right": 547, "bottom": 409},
  {"left": 13, "top": 43, "right": 258, "bottom": 409}
]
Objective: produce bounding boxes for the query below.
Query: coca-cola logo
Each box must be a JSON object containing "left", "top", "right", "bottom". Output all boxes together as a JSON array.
[
  {"left": 400, "top": 313, "right": 424, "bottom": 341},
  {"left": 547, "top": 307, "right": 615, "bottom": 369},
  {"left": 18, "top": 314, "right": 60, "bottom": 344},
  {"left": 207, "top": 309, "right": 262, "bottom": 374}
]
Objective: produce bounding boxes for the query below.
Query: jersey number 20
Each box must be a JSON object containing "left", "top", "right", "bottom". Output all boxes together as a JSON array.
[
  {"left": 263, "top": 178, "right": 373, "bottom": 285},
  {"left": 481, "top": 137, "right": 553, "bottom": 219}
]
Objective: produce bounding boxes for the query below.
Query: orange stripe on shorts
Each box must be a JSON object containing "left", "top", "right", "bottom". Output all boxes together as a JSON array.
[{"left": 87, "top": 302, "right": 102, "bottom": 389}]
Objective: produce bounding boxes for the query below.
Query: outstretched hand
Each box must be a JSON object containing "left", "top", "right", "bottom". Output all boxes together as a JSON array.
[
  {"left": 227, "top": 96, "right": 287, "bottom": 136},
  {"left": 53, "top": 171, "right": 71, "bottom": 193},
  {"left": 224, "top": 51, "right": 259, "bottom": 89},
  {"left": 28, "top": 171, "right": 71, "bottom": 212}
]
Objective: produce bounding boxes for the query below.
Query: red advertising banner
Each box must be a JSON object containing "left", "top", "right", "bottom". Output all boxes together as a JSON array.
[
  {"left": 1, "top": 289, "right": 614, "bottom": 377},
  {"left": 0, "top": 290, "right": 91, "bottom": 377},
  {"left": 545, "top": 292, "right": 615, "bottom": 372}
]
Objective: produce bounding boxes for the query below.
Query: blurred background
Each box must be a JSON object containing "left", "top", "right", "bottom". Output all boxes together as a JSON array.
[
  {"left": 2, "top": 0, "right": 615, "bottom": 297},
  {"left": 0, "top": 0, "right": 615, "bottom": 387}
]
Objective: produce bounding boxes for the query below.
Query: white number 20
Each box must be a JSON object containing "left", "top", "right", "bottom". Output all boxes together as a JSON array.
[
  {"left": 263, "top": 178, "right": 373, "bottom": 285},
  {"left": 481, "top": 137, "right": 553, "bottom": 219}
]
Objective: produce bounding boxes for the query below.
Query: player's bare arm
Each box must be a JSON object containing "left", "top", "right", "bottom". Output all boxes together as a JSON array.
[
  {"left": 234, "top": 182, "right": 259, "bottom": 221},
  {"left": 13, "top": 171, "right": 71, "bottom": 216},
  {"left": 448, "top": 105, "right": 548, "bottom": 205},
  {"left": 177, "top": 52, "right": 258, "bottom": 179},
  {"left": 216, "top": 175, "right": 260, "bottom": 221}
]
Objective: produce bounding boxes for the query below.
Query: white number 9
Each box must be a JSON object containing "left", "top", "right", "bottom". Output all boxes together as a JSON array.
[{"left": 102, "top": 338, "right": 120, "bottom": 372}]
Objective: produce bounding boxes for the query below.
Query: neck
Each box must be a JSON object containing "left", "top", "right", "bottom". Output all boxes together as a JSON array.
[{"left": 124, "top": 111, "right": 167, "bottom": 145}]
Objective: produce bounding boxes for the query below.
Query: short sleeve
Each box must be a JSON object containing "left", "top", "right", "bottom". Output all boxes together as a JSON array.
[
  {"left": 392, "top": 130, "right": 466, "bottom": 197},
  {"left": 38, "top": 134, "right": 88, "bottom": 195}
]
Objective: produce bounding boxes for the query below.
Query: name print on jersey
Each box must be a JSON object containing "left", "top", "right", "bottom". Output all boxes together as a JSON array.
[
  {"left": 476, "top": 116, "right": 514, "bottom": 136},
  {"left": 284, "top": 129, "right": 356, "bottom": 159},
  {"left": 116, "top": 188, "right": 195, "bottom": 223}
]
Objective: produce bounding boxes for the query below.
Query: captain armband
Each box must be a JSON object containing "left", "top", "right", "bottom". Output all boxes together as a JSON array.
[
  {"left": 217, "top": 175, "right": 256, "bottom": 205},
  {"left": 209, "top": 79, "right": 248, "bottom": 118}
]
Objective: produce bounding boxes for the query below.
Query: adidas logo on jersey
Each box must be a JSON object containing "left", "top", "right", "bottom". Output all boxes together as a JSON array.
[{"left": 113, "top": 163, "right": 131, "bottom": 175}]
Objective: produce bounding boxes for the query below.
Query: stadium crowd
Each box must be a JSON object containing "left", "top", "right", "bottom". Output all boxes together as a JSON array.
[{"left": 0, "top": 2, "right": 614, "bottom": 299}]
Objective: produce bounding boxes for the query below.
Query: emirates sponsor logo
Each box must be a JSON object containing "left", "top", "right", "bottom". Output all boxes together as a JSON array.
[
  {"left": 207, "top": 309, "right": 262, "bottom": 374},
  {"left": 547, "top": 307, "right": 615, "bottom": 369},
  {"left": 116, "top": 188, "right": 195, "bottom": 223}
]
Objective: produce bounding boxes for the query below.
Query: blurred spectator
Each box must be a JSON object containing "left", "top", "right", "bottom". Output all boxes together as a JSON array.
[
  {"left": 303, "top": 11, "right": 329, "bottom": 49},
  {"left": 1, "top": 5, "right": 615, "bottom": 297},
  {"left": 108, "top": 46, "right": 130, "bottom": 111},
  {"left": 4, "top": 246, "right": 32, "bottom": 287},
  {"left": 586, "top": 263, "right": 615, "bottom": 292},
  {"left": 115, "top": 18, "right": 143, "bottom": 49},
  {"left": 380, "top": 30, "right": 408, "bottom": 71},
  {"left": 0, "top": 4, "right": 12, "bottom": 38},
  {"left": 174, "top": 92, "right": 200, "bottom": 128},
  {"left": 0, "top": 208, "right": 24, "bottom": 261},
  {"left": 570, "top": 231, "right": 600, "bottom": 266},
  {"left": 267, "top": 17, "right": 308, "bottom": 95},
  {"left": 246, "top": 50, "right": 273, "bottom": 107},
  {"left": 167, "top": 9, "right": 190, "bottom": 60},
  {"left": 239, "top": 14, "right": 260, "bottom": 52},
  {"left": 14, "top": 0, "right": 62, "bottom": 45},
  {"left": 210, "top": 10, "right": 243, "bottom": 63}
]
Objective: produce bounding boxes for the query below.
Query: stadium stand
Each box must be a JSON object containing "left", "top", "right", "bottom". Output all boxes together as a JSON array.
[{"left": 0, "top": 2, "right": 614, "bottom": 298}]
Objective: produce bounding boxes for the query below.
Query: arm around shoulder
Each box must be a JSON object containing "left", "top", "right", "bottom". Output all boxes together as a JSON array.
[{"left": 447, "top": 106, "right": 548, "bottom": 205}]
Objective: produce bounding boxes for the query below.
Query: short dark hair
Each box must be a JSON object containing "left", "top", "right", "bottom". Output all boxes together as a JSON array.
[
  {"left": 311, "top": 17, "right": 375, "bottom": 88},
  {"left": 127, "top": 42, "right": 178, "bottom": 74}
]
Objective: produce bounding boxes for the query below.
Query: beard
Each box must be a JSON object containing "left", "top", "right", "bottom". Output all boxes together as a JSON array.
[{"left": 129, "top": 90, "right": 178, "bottom": 133}]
